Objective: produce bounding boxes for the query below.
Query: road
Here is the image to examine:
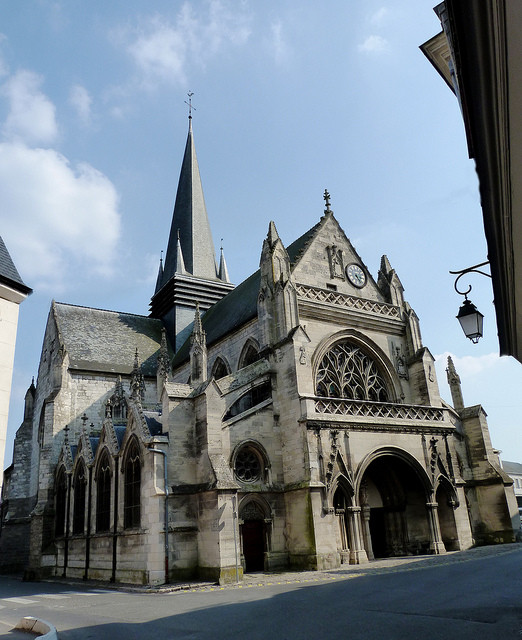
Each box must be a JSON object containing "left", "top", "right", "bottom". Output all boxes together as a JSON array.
[{"left": 0, "top": 545, "right": 521, "bottom": 639}]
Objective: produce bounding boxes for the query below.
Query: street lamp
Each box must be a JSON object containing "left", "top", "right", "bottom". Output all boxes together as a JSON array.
[
  {"left": 449, "top": 261, "right": 491, "bottom": 344},
  {"left": 456, "top": 296, "right": 484, "bottom": 343}
]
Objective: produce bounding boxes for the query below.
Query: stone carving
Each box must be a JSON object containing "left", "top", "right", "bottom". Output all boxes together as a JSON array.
[{"left": 326, "top": 245, "right": 345, "bottom": 280}]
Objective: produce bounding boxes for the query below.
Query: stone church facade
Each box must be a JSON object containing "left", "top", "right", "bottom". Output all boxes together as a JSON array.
[{"left": 0, "top": 117, "right": 518, "bottom": 585}]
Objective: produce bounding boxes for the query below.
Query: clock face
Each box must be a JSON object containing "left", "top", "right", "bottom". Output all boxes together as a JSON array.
[{"left": 346, "top": 263, "right": 366, "bottom": 288}]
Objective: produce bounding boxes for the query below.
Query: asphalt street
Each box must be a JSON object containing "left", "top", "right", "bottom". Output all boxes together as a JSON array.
[{"left": 0, "top": 544, "right": 520, "bottom": 640}]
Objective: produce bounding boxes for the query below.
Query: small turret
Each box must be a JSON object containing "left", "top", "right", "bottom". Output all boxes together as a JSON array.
[{"left": 378, "top": 255, "right": 405, "bottom": 306}]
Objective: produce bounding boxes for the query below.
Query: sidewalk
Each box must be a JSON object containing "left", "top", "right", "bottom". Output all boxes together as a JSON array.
[{"left": 40, "top": 541, "right": 522, "bottom": 594}]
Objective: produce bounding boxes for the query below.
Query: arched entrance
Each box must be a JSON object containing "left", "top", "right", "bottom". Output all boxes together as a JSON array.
[
  {"left": 358, "top": 453, "right": 431, "bottom": 558},
  {"left": 239, "top": 500, "right": 268, "bottom": 572},
  {"left": 436, "top": 480, "right": 459, "bottom": 551}
]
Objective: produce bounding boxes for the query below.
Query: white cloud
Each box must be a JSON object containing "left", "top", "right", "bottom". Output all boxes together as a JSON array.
[
  {"left": 1, "top": 70, "right": 58, "bottom": 144},
  {"left": 358, "top": 35, "right": 389, "bottom": 55},
  {"left": 115, "top": 1, "right": 251, "bottom": 88},
  {"left": 370, "top": 7, "right": 389, "bottom": 27},
  {"left": 69, "top": 84, "right": 92, "bottom": 125},
  {"left": 0, "top": 142, "right": 121, "bottom": 291},
  {"left": 435, "top": 351, "right": 500, "bottom": 378},
  {"left": 269, "top": 21, "right": 291, "bottom": 67}
]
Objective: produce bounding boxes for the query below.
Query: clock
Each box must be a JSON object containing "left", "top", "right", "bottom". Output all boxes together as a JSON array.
[{"left": 346, "top": 263, "right": 366, "bottom": 288}]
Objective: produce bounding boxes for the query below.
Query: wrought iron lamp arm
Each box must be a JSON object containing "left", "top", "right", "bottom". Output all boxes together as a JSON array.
[{"left": 449, "top": 260, "right": 491, "bottom": 297}]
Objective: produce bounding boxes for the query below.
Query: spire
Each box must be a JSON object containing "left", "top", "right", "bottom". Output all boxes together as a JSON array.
[
  {"left": 446, "top": 355, "right": 465, "bottom": 411},
  {"left": 218, "top": 241, "right": 230, "bottom": 283},
  {"left": 162, "top": 112, "right": 218, "bottom": 282},
  {"left": 154, "top": 252, "right": 164, "bottom": 294}
]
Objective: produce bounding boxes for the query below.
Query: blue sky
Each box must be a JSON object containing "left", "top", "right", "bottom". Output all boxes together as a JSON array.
[{"left": 2, "top": 0, "right": 522, "bottom": 467}]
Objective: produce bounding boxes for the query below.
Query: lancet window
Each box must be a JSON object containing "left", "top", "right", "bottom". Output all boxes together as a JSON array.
[
  {"left": 55, "top": 467, "right": 67, "bottom": 537},
  {"left": 239, "top": 341, "right": 261, "bottom": 369},
  {"left": 316, "top": 341, "right": 389, "bottom": 402},
  {"left": 211, "top": 357, "right": 230, "bottom": 380},
  {"left": 96, "top": 451, "right": 112, "bottom": 533},
  {"left": 123, "top": 440, "right": 141, "bottom": 529},
  {"left": 72, "top": 462, "right": 87, "bottom": 535}
]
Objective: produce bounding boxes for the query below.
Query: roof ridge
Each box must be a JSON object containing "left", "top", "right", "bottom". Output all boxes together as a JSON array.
[{"left": 54, "top": 301, "right": 157, "bottom": 320}]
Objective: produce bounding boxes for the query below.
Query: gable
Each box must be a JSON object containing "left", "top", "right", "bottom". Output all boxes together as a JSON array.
[{"left": 290, "top": 213, "right": 385, "bottom": 303}]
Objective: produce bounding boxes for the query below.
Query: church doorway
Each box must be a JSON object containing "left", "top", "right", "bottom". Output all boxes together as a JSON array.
[
  {"left": 359, "top": 454, "right": 431, "bottom": 558},
  {"left": 436, "top": 481, "right": 459, "bottom": 551},
  {"left": 239, "top": 500, "right": 268, "bottom": 573}
]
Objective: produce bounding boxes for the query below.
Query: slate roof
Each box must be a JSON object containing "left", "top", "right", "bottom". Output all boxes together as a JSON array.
[
  {"left": 502, "top": 460, "right": 522, "bottom": 475},
  {"left": 0, "top": 236, "right": 32, "bottom": 295},
  {"left": 53, "top": 302, "right": 165, "bottom": 376},
  {"left": 171, "top": 218, "right": 323, "bottom": 367}
]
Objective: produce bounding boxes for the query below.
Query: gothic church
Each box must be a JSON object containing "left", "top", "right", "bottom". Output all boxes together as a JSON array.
[{"left": 0, "top": 116, "right": 518, "bottom": 585}]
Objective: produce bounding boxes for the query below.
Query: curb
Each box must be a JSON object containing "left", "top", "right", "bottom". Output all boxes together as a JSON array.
[{"left": 14, "top": 616, "right": 58, "bottom": 639}]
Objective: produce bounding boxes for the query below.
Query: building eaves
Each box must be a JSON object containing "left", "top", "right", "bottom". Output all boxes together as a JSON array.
[{"left": 0, "top": 236, "right": 32, "bottom": 295}]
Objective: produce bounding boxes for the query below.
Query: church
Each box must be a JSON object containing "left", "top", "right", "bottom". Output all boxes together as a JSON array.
[{"left": 0, "top": 115, "right": 518, "bottom": 585}]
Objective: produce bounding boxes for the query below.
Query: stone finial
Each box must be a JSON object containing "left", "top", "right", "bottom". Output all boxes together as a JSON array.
[
  {"left": 190, "top": 303, "right": 207, "bottom": 386},
  {"left": 157, "top": 327, "right": 170, "bottom": 385},
  {"left": 446, "top": 355, "right": 464, "bottom": 411},
  {"left": 323, "top": 189, "right": 332, "bottom": 214},
  {"left": 130, "top": 349, "right": 145, "bottom": 402},
  {"left": 81, "top": 413, "right": 88, "bottom": 434}
]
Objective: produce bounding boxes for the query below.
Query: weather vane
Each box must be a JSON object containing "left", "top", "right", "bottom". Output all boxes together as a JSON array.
[{"left": 185, "top": 91, "right": 196, "bottom": 119}]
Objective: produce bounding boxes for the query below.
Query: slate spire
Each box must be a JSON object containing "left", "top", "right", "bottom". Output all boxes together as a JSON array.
[{"left": 162, "top": 118, "right": 218, "bottom": 283}]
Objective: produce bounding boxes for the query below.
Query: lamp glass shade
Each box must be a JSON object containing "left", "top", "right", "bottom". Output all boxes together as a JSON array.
[{"left": 456, "top": 298, "right": 484, "bottom": 343}]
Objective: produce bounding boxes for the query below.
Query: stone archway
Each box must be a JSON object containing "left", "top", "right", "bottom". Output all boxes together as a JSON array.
[
  {"left": 333, "top": 484, "right": 352, "bottom": 564},
  {"left": 239, "top": 499, "right": 269, "bottom": 573},
  {"left": 358, "top": 453, "right": 432, "bottom": 558},
  {"left": 436, "top": 480, "right": 460, "bottom": 551}
]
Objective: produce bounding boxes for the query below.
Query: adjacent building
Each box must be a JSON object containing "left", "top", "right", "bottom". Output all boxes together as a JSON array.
[
  {"left": 0, "top": 116, "right": 517, "bottom": 584},
  {"left": 0, "top": 236, "right": 31, "bottom": 497}
]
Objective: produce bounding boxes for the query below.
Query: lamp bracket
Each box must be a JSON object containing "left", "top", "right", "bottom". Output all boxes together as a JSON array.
[{"left": 449, "top": 260, "right": 491, "bottom": 297}]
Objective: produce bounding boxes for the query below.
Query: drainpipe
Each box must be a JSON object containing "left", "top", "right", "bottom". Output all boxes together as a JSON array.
[
  {"left": 84, "top": 465, "right": 93, "bottom": 580},
  {"left": 149, "top": 448, "right": 169, "bottom": 585},
  {"left": 111, "top": 457, "right": 119, "bottom": 583},
  {"left": 63, "top": 473, "right": 72, "bottom": 577}
]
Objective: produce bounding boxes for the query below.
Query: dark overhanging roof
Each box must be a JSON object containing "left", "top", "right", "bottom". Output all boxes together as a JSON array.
[{"left": 0, "top": 236, "right": 32, "bottom": 295}]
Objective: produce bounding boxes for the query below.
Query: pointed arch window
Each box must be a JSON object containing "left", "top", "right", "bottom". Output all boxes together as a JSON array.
[
  {"left": 211, "top": 357, "right": 230, "bottom": 380},
  {"left": 72, "top": 462, "right": 87, "bottom": 535},
  {"left": 123, "top": 440, "right": 141, "bottom": 529},
  {"left": 55, "top": 467, "right": 67, "bottom": 538},
  {"left": 316, "top": 341, "right": 389, "bottom": 402},
  {"left": 239, "top": 341, "right": 261, "bottom": 369},
  {"left": 96, "top": 451, "right": 112, "bottom": 533}
]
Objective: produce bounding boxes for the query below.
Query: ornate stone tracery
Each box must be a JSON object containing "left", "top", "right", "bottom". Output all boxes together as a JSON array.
[{"left": 316, "top": 341, "right": 389, "bottom": 402}]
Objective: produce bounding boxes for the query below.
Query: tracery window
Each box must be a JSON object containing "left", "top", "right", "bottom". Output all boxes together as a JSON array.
[
  {"left": 123, "top": 440, "right": 141, "bottom": 529},
  {"left": 72, "top": 462, "right": 87, "bottom": 535},
  {"left": 96, "top": 451, "right": 111, "bottom": 533},
  {"left": 234, "top": 445, "right": 264, "bottom": 483},
  {"left": 316, "top": 341, "right": 389, "bottom": 402},
  {"left": 55, "top": 467, "right": 67, "bottom": 537}
]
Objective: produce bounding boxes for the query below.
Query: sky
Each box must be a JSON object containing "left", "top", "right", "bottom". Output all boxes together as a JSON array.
[{"left": 1, "top": 0, "right": 522, "bottom": 468}]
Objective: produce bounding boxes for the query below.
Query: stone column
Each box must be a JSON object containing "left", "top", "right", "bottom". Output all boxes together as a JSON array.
[
  {"left": 426, "top": 501, "right": 446, "bottom": 554},
  {"left": 361, "top": 505, "right": 374, "bottom": 560},
  {"left": 347, "top": 506, "right": 368, "bottom": 564}
]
